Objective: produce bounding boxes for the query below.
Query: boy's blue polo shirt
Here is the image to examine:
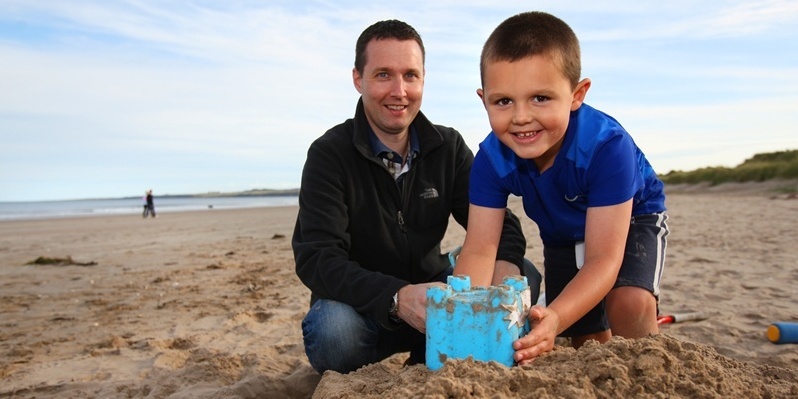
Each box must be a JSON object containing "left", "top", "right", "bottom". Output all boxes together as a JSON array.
[{"left": 470, "top": 103, "right": 666, "bottom": 247}]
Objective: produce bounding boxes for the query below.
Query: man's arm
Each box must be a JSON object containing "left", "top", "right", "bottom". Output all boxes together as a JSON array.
[{"left": 292, "top": 140, "right": 407, "bottom": 329}]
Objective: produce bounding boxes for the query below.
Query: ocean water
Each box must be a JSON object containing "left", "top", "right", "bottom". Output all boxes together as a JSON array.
[{"left": 0, "top": 196, "right": 298, "bottom": 221}]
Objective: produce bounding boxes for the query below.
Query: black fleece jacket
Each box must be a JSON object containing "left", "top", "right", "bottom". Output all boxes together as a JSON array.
[{"left": 292, "top": 99, "right": 526, "bottom": 329}]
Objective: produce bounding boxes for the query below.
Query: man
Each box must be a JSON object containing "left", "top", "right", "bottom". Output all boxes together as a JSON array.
[{"left": 292, "top": 19, "right": 536, "bottom": 374}]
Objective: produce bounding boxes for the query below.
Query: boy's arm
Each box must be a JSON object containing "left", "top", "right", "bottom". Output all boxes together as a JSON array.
[
  {"left": 495, "top": 208, "right": 526, "bottom": 270},
  {"left": 547, "top": 199, "right": 632, "bottom": 333},
  {"left": 452, "top": 204, "right": 506, "bottom": 287},
  {"left": 515, "top": 199, "right": 633, "bottom": 363}
]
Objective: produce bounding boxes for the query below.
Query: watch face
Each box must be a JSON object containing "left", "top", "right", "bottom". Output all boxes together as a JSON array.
[{"left": 390, "top": 293, "right": 399, "bottom": 315}]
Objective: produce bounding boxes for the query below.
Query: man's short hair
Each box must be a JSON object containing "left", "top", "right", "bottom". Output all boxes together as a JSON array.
[
  {"left": 355, "top": 19, "right": 425, "bottom": 75},
  {"left": 480, "top": 11, "right": 581, "bottom": 88}
]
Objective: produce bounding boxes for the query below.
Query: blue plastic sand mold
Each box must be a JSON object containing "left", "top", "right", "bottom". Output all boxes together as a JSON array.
[{"left": 426, "top": 275, "right": 531, "bottom": 371}]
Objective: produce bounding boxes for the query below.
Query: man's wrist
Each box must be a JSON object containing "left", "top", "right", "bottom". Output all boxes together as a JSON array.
[{"left": 389, "top": 291, "right": 402, "bottom": 323}]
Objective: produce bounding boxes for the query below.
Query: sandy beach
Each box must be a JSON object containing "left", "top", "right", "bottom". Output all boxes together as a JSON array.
[{"left": 1, "top": 184, "right": 797, "bottom": 398}]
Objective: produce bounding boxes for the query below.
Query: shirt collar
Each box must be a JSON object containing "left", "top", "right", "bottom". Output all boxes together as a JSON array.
[{"left": 368, "top": 127, "right": 420, "bottom": 162}]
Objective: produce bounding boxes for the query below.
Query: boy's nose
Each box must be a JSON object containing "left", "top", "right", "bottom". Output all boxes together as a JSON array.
[{"left": 512, "top": 105, "right": 534, "bottom": 125}]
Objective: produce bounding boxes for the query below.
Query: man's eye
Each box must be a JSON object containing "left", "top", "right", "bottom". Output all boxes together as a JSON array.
[{"left": 377, "top": 72, "right": 389, "bottom": 78}]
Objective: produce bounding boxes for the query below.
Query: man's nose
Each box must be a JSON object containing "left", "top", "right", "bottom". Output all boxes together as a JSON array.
[{"left": 389, "top": 77, "right": 407, "bottom": 97}]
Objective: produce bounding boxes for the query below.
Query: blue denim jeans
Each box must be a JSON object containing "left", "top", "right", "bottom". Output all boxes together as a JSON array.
[{"left": 301, "top": 299, "right": 425, "bottom": 374}]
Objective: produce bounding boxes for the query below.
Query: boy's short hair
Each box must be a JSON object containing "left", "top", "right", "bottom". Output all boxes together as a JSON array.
[
  {"left": 355, "top": 20, "right": 425, "bottom": 75},
  {"left": 480, "top": 11, "right": 581, "bottom": 89}
]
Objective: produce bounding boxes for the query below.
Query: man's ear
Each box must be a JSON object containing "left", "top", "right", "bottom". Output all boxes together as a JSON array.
[
  {"left": 476, "top": 88, "right": 487, "bottom": 110},
  {"left": 353, "top": 68, "right": 363, "bottom": 93},
  {"left": 570, "top": 78, "right": 591, "bottom": 111}
]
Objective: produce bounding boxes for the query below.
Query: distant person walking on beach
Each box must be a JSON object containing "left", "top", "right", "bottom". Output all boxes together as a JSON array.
[{"left": 142, "top": 189, "right": 156, "bottom": 218}]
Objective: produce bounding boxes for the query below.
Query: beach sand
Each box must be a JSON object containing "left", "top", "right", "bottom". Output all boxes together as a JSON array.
[{"left": 1, "top": 184, "right": 797, "bottom": 398}]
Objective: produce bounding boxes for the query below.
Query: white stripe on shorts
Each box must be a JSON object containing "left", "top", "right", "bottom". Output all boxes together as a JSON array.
[{"left": 652, "top": 213, "right": 669, "bottom": 297}]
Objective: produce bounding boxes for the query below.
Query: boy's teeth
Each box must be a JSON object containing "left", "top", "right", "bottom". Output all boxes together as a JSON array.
[{"left": 517, "top": 132, "right": 537, "bottom": 138}]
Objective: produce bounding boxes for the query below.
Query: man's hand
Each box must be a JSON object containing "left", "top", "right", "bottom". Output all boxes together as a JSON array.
[
  {"left": 396, "top": 282, "right": 446, "bottom": 333},
  {"left": 513, "top": 305, "right": 559, "bottom": 365}
]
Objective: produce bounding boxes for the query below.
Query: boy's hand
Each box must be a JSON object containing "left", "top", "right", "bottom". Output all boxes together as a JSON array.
[
  {"left": 513, "top": 306, "right": 559, "bottom": 365},
  {"left": 397, "top": 282, "right": 446, "bottom": 334}
]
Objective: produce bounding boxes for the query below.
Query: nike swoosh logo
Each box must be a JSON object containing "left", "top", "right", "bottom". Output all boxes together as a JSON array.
[{"left": 564, "top": 195, "right": 580, "bottom": 202}]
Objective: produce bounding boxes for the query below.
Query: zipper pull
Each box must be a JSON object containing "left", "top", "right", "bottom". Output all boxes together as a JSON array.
[{"left": 397, "top": 210, "right": 406, "bottom": 232}]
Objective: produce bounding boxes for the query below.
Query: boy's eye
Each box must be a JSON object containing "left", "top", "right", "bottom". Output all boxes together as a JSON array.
[
  {"left": 496, "top": 98, "right": 512, "bottom": 106},
  {"left": 532, "top": 95, "right": 549, "bottom": 103}
]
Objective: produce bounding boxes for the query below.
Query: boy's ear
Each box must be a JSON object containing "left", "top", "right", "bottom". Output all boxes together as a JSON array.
[
  {"left": 353, "top": 68, "right": 363, "bottom": 94},
  {"left": 570, "top": 78, "right": 591, "bottom": 111},
  {"left": 476, "top": 88, "right": 487, "bottom": 109}
]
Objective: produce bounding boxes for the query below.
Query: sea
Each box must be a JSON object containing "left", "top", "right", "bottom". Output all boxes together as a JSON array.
[{"left": 0, "top": 196, "right": 299, "bottom": 221}]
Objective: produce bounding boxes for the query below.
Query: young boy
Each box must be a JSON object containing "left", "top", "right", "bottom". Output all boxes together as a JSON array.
[{"left": 453, "top": 11, "right": 668, "bottom": 365}]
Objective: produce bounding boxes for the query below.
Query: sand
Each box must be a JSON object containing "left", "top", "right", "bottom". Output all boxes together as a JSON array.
[{"left": 1, "top": 183, "right": 797, "bottom": 398}]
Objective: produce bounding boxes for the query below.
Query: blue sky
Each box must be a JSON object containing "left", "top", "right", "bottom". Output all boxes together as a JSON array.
[{"left": 1, "top": 1, "right": 797, "bottom": 202}]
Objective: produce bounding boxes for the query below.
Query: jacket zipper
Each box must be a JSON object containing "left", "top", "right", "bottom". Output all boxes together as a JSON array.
[
  {"left": 397, "top": 176, "right": 409, "bottom": 233},
  {"left": 397, "top": 154, "right": 416, "bottom": 233}
]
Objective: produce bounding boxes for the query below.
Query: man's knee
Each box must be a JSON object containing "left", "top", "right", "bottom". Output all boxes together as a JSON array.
[{"left": 302, "top": 300, "right": 374, "bottom": 374}]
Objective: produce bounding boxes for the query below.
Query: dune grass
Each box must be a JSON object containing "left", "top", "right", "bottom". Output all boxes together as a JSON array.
[{"left": 660, "top": 150, "right": 798, "bottom": 190}]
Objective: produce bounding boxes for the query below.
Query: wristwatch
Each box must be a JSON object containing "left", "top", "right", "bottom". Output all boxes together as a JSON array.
[{"left": 389, "top": 291, "right": 401, "bottom": 323}]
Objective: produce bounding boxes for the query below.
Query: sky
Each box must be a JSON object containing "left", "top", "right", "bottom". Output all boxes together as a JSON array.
[{"left": 1, "top": 1, "right": 797, "bottom": 202}]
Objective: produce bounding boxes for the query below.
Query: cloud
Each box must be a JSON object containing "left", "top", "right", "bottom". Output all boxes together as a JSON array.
[{"left": 1, "top": 1, "right": 797, "bottom": 200}]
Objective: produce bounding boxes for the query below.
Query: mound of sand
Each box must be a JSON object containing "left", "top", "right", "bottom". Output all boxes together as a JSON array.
[{"left": 313, "top": 334, "right": 798, "bottom": 398}]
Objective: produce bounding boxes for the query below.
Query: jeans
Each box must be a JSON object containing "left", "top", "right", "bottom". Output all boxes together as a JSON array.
[{"left": 301, "top": 299, "right": 425, "bottom": 374}]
